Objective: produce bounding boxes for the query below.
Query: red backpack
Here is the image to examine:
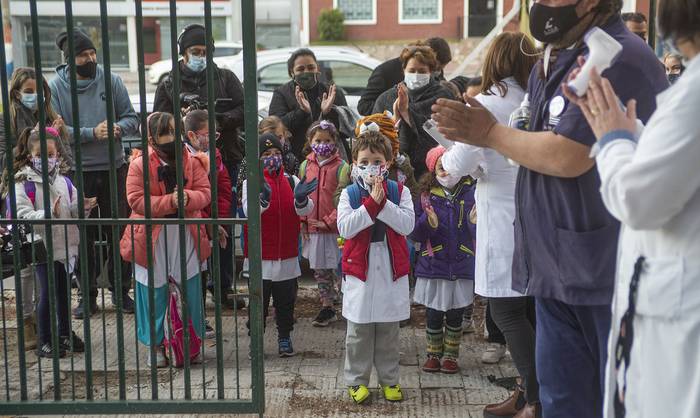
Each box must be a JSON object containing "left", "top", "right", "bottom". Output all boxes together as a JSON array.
[{"left": 163, "top": 276, "right": 202, "bottom": 368}]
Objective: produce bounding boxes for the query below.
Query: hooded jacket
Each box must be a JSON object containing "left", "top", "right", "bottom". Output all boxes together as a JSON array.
[
  {"left": 120, "top": 147, "right": 212, "bottom": 268},
  {"left": 153, "top": 61, "right": 245, "bottom": 163},
  {"left": 48, "top": 64, "right": 139, "bottom": 171}
]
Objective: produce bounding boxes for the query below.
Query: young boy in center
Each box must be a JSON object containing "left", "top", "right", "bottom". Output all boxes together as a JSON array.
[{"left": 336, "top": 131, "right": 415, "bottom": 404}]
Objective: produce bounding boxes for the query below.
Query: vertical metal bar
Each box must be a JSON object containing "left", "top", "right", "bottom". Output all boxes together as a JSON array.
[
  {"left": 203, "top": 0, "right": 225, "bottom": 399},
  {"left": 97, "top": 0, "right": 127, "bottom": 400},
  {"left": 62, "top": 0, "right": 93, "bottom": 399},
  {"left": 131, "top": 223, "right": 140, "bottom": 400},
  {"left": 132, "top": 0, "right": 159, "bottom": 399},
  {"left": 0, "top": 1, "right": 28, "bottom": 401},
  {"left": 241, "top": 0, "right": 265, "bottom": 411},
  {"left": 63, "top": 227, "right": 75, "bottom": 400},
  {"left": 28, "top": 0, "right": 61, "bottom": 399},
  {"left": 167, "top": 0, "right": 191, "bottom": 399},
  {"left": 0, "top": 261, "right": 10, "bottom": 400}
]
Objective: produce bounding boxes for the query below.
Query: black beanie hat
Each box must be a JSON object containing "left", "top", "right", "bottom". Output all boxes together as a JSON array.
[
  {"left": 178, "top": 24, "right": 206, "bottom": 55},
  {"left": 55, "top": 29, "right": 96, "bottom": 58},
  {"left": 259, "top": 132, "right": 283, "bottom": 157}
]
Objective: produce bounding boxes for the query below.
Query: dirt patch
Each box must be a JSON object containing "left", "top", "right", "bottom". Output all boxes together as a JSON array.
[{"left": 288, "top": 393, "right": 402, "bottom": 417}]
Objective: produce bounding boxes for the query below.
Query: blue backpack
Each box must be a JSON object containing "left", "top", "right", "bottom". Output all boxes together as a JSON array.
[{"left": 346, "top": 179, "right": 401, "bottom": 209}]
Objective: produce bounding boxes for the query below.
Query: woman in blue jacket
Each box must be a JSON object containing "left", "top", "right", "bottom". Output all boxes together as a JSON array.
[{"left": 410, "top": 145, "right": 475, "bottom": 374}]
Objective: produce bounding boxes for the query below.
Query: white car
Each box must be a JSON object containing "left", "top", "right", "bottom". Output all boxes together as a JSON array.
[
  {"left": 131, "top": 46, "right": 380, "bottom": 116},
  {"left": 147, "top": 41, "right": 243, "bottom": 85},
  {"left": 220, "top": 46, "right": 381, "bottom": 115}
]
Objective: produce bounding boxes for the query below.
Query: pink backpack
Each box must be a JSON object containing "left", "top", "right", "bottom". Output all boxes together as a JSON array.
[{"left": 163, "top": 277, "right": 201, "bottom": 368}]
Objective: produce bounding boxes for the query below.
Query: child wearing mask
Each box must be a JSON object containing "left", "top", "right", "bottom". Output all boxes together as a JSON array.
[
  {"left": 298, "top": 120, "right": 350, "bottom": 327},
  {"left": 337, "top": 131, "right": 415, "bottom": 404},
  {"left": 12, "top": 127, "right": 89, "bottom": 358},
  {"left": 410, "top": 146, "right": 476, "bottom": 374},
  {"left": 242, "top": 133, "right": 317, "bottom": 357},
  {"left": 121, "top": 112, "right": 211, "bottom": 367}
]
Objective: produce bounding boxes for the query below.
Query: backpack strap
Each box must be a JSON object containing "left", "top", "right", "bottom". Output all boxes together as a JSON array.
[
  {"left": 24, "top": 181, "right": 36, "bottom": 206},
  {"left": 337, "top": 161, "right": 349, "bottom": 183},
  {"left": 298, "top": 160, "right": 307, "bottom": 181},
  {"left": 64, "top": 176, "right": 74, "bottom": 202},
  {"left": 386, "top": 179, "right": 401, "bottom": 205},
  {"left": 346, "top": 183, "right": 362, "bottom": 210}
]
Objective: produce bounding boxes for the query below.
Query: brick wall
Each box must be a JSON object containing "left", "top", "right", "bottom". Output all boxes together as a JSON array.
[{"left": 310, "top": 0, "right": 466, "bottom": 42}]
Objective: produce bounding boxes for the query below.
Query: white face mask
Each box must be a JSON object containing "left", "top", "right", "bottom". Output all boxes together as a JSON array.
[
  {"left": 437, "top": 173, "right": 461, "bottom": 189},
  {"left": 404, "top": 72, "right": 431, "bottom": 90}
]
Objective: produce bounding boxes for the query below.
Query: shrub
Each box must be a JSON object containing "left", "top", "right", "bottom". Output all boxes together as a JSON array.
[{"left": 318, "top": 8, "right": 345, "bottom": 41}]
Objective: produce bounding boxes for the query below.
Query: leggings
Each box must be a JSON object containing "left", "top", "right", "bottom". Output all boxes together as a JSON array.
[{"left": 36, "top": 262, "right": 70, "bottom": 345}]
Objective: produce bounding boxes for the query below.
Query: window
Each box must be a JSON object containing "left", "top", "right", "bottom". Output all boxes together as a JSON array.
[
  {"left": 319, "top": 60, "right": 373, "bottom": 95},
  {"left": 334, "top": 0, "right": 376, "bottom": 25},
  {"left": 399, "top": 0, "right": 443, "bottom": 24},
  {"left": 257, "top": 63, "right": 289, "bottom": 92}
]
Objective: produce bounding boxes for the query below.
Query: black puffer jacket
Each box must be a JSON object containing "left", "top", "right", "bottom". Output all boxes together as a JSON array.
[
  {"left": 268, "top": 79, "right": 347, "bottom": 160},
  {"left": 154, "top": 61, "right": 245, "bottom": 163},
  {"left": 373, "top": 80, "right": 453, "bottom": 178}
]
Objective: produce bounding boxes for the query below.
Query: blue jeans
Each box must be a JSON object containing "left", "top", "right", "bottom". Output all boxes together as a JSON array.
[{"left": 535, "top": 297, "right": 611, "bottom": 418}]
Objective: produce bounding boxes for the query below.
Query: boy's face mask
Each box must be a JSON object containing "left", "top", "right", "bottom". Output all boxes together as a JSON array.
[{"left": 352, "top": 163, "right": 388, "bottom": 191}]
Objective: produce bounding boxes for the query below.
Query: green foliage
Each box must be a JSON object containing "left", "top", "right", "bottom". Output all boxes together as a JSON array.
[{"left": 318, "top": 8, "right": 345, "bottom": 41}]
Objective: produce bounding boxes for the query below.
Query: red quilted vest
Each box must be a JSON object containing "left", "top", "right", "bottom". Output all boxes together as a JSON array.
[{"left": 244, "top": 168, "right": 300, "bottom": 260}]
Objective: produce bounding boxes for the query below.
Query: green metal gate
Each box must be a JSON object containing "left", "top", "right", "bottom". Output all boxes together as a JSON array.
[{"left": 0, "top": 0, "right": 264, "bottom": 414}]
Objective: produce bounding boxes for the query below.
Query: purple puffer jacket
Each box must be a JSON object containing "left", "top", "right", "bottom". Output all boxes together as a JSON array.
[{"left": 409, "top": 178, "right": 476, "bottom": 281}]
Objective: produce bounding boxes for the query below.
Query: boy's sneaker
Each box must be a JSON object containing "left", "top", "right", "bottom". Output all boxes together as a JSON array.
[
  {"left": 381, "top": 384, "right": 403, "bottom": 402},
  {"left": 312, "top": 307, "right": 337, "bottom": 327},
  {"left": 59, "top": 332, "right": 85, "bottom": 353},
  {"left": 205, "top": 321, "right": 216, "bottom": 339},
  {"left": 37, "top": 342, "right": 66, "bottom": 359},
  {"left": 422, "top": 356, "right": 441, "bottom": 373},
  {"left": 348, "top": 384, "right": 370, "bottom": 404},
  {"left": 278, "top": 337, "right": 295, "bottom": 357}
]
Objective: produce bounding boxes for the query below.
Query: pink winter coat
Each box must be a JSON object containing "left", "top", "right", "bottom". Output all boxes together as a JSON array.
[{"left": 120, "top": 146, "right": 212, "bottom": 268}]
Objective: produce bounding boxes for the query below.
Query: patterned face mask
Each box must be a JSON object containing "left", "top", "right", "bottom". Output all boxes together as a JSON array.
[
  {"left": 262, "top": 154, "right": 283, "bottom": 174},
  {"left": 31, "top": 156, "right": 59, "bottom": 174},
  {"left": 311, "top": 142, "right": 336, "bottom": 158},
  {"left": 352, "top": 163, "right": 388, "bottom": 191}
]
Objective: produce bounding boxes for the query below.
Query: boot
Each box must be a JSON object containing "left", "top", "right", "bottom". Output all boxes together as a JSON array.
[
  {"left": 483, "top": 386, "right": 526, "bottom": 418},
  {"left": 23, "top": 316, "right": 37, "bottom": 350},
  {"left": 425, "top": 327, "right": 444, "bottom": 360},
  {"left": 513, "top": 402, "right": 541, "bottom": 418},
  {"left": 442, "top": 325, "right": 462, "bottom": 373}
]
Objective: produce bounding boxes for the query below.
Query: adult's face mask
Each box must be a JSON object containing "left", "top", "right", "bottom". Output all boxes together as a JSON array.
[
  {"left": 186, "top": 54, "right": 206, "bottom": 72},
  {"left": 668, "top": 73, "right": 681, "bottom": 84},
  {"left": 529, "top": 0, "right": 582, "bottom": 44},
  {"left": 294, "top": 72, "right": 318, "bottom": 90},
  {"left": 404, "top": 72, "right": 431, "bottom": 90},
  {"left": 20, "top": 93, "right": 37, "bottom": 111},
  {"left": 76, "top": 60, "right": 97, "bottom": 79}
]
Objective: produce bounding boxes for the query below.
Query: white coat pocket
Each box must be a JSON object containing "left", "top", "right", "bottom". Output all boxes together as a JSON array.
[{"left": 635, "top": 257, "right": 683, "bottom": 320}]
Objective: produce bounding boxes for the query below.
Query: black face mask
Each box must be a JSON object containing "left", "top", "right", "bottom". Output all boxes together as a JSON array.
[
  {"left": 529, "top": 0, "right": 583, "bottom": 44},
  {"left": 76, "top": 60, "right": 97, "bottom": 79},
  {"left": 294, "top": 72, "right": 317, "bottom": 90},
  {"left": 155, "top": 140, "right": 178, "bottom": 163}
]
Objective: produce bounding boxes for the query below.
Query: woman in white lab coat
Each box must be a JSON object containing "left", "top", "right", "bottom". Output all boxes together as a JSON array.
[
  {"left": 441, "top": 32, "right": 541, "bottom": 417},
  {"left": 563, "top": 3, "right": 700, "bottom": 416}
]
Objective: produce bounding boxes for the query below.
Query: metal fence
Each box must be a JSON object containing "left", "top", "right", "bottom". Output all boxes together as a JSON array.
[{"left": 0, "top": 0, "right": 264, "bottom": 414}]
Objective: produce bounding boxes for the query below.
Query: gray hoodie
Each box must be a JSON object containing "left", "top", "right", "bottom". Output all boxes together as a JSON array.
[{"left": 48, "top": 64, "right": 139, "bottom": 171}]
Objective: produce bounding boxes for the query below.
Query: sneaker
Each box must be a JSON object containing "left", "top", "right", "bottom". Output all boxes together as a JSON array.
[
  {"left": 112, "top": 291, "right": 135, "bottom": 314},
  {"left": 37, "top": 342, "right": 66, "bottom": 359},
  {"left": 481, "top": 343, "right": 507, "bottom": 364},
  {"left": 462, "top": 317, "right": 476, "bottom": 334},
  {"left": 381, "top": 384, "right": 403, "bottom": 402},
  {"left": 205, "top": 321, "right": 216, "bottom": 339},
  {"left": 72, "top": 297, "right": 98, "bottom": 319},
  {"left": 422, "top": 355, "right": 441, "bottom": 373},
  {"left": 440, "top": 358, "right": 459, "bottom": 374},
  {"left": 312, "top": 307, "right": 337, "bottom": 327},
  {"left": 146, "top": 348, "right": 168, "bottom": 368},
  {"left": 348, "top": 384, "right": 370, "bottom": 404},
  {"left": 23, "top": 316, "right": 37, "bottom": 350},
  {"left": 59, "top": 332, "right": 85, "bottom": 353},
  {"left": 278, "top": 337, "right": 295, "bottom": 357}
]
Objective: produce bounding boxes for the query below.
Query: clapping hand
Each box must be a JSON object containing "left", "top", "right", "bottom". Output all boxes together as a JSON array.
[
  {"left": 294, "top": 176, "right": 318, "bottom": 205},
  {"left": 321, "top": 84, "right": 337, "bottom": 115},
  {"left": 295, "top": 86, "right": 312, "bottom": 114},
  {"left": 172, "top": 188, "right": 189, "bottom": 209},
  {"left": 430, "top": 96, "right": 498, "bottom": 148}
]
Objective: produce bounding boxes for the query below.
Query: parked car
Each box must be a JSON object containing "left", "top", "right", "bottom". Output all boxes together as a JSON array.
[
  {"left": 220, "top": 46, "right": 382, "bottom": 116},
  {"left": 147, "top": 41, "right": 243, "bottom": 85}
]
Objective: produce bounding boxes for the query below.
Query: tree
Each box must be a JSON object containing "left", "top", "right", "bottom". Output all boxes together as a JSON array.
[{"left": 318, "top": 9, "right": 344, "bottom": 42}]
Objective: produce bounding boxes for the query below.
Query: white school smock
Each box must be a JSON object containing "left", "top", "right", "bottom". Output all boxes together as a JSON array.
[
  {"left": 241, "top": 175, "right": 313, "bottom": 282},
  {"left": 441, "top": 77, "right": 525, "bottom": 298},
  {"left": 596, "top": 55, "right": 700, "bottom": 418},
  {"left": 134, "top": 224, "right": 203, "bottom": 288},
  {"left": 336, "top": 185, "right": 415, "bottom": 324}
]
